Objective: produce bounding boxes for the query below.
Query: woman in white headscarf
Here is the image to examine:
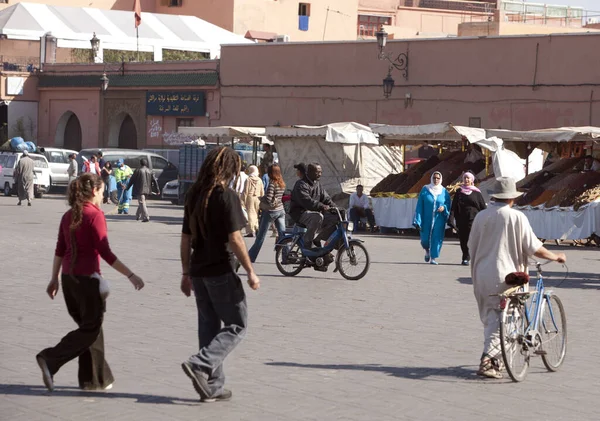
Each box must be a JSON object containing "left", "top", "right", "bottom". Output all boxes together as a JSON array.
[
  {"left": 241, "top": 165, "right": 264, "bottom": 237},
  {"left": 413, "top": 171, "right": 452, "bottom": 265}
]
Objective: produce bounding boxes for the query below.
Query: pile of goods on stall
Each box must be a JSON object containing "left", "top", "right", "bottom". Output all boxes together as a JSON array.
[
  {"left": 515, "top": 156, "right": 600, "bottom": 209},
  {"left": 371, "top": 150, "right": 486, "bottom": 196}
]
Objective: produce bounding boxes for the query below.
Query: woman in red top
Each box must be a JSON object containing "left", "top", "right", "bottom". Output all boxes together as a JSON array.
[{"left": 36, "top": 173, "right": 144, "bottom": 392}]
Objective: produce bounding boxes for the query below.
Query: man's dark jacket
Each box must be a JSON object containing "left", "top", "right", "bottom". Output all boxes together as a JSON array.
[
  {"left": 289, "top": 176, "right": 333, "bottom": 222},
  {"left": 128, "top": 166, "right": 159, "bottom": 197}
]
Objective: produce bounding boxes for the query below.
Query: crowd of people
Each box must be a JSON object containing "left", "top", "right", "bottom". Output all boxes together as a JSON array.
[{"left": 33, "top": 145, "right": 570, "bottom": 401}]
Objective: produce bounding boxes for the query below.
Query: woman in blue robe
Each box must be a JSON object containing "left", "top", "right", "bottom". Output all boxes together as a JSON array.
[{"left": 413, "top": 171, "right": 452, "bottom": 265}]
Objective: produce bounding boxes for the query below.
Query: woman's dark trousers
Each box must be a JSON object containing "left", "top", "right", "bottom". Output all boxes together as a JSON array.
[{"left": 37, "top": 275, "right": 114, "bottom": 389}]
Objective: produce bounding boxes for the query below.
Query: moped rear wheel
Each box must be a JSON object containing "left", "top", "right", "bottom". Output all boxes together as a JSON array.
[
  {"left": 500, "top": 298, "right": 530, "bottom": 382},
  {"left": 275, "top": 238, "right": 304, "bottom": 277},
  {"left": 336, "top": 241, "right": 370, "bottom": 281},
  {"left": 541, "top": 295, "right": 567, "bottom": 371}
]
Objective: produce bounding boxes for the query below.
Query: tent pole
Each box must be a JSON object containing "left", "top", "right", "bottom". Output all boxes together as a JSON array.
[
  {"left": 401, "top": 144, "right": 406, "bottom": 172},
  {"left": 485, "top": 149, "right": 490, "bottom": 176}
]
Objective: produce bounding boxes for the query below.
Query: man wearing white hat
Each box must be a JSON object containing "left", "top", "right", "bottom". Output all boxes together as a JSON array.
[{"left": 468, "top": 177, "right": 566, "bottom": 379}]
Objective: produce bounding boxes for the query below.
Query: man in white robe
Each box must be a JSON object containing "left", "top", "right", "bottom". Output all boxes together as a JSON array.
[{"left": 468, "top": 177, "right": 566, "bottom": 379}]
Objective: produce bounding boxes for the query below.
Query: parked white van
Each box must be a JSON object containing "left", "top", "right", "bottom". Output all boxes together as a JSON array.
[
  {"left": 0, "top": 151, "right": 52, "bottom": 198},
  {"left": 40, "top": 147, "right": 78, "bottom": 190}
]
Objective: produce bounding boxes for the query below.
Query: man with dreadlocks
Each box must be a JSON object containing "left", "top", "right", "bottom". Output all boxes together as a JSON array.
[{"left": 180, "top": 146, "right": 260, "bottom": 403}]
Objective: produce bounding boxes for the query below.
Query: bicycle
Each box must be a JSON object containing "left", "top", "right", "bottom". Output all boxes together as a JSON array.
[{"left": 497, "top": 261, "right": 568, "bottom": 382}]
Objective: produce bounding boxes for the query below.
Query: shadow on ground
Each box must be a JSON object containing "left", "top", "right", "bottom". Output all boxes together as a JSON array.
[
  {"left": 0, "top": 384, "right": 199, "bottom": 405},
  {"left": 104, "top": 215, "right": 182, "bottom": 226},
  {"left": 265, "top": 361, "right": 492, "bottom": 383},
  {"left": 457, "top": 270, "right": 599, "bottom": 290}
]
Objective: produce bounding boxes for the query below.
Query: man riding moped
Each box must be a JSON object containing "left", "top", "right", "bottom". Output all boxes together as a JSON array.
[{"left": 289, "top": 162, "right": 338, "bottom": 249}]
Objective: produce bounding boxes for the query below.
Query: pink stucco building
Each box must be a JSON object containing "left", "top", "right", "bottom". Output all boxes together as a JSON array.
[{"left": 10, "top": 31, "right": 597, "bottom": 151}]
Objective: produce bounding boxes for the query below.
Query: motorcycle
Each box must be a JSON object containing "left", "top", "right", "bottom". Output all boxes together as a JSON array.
[{"left": 274, "top": 208, "right": 370, "bottom": 280}]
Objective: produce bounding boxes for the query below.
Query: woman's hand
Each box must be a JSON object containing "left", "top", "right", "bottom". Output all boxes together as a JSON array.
[
  {"left": 437, "top": 206, "right": 445, "bottom": 213},
  {"left": 128, "top": 274, "right": 144, "bottom": 290},
  {"left": 46, "top": 279, "right": 59, "bottom": 299}
]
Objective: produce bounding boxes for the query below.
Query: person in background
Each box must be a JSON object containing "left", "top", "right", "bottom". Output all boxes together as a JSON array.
[
  {"left": 294, "top": 162, "right": 307, "bottom": 179},
  {"left": 97, "top": 151, "right": 106, "bottom": 170},
  {"left": 413, "top": 171, "right": 451, "bottom": 265},
  {"left": 248, "top": 164, "right": 286, "bottom": 262},
  {"left": 14, "top": 150, "right": 35, "bottom": 206},
  {"left": 449, "top": 171, "right": 487, "bottom": 265},
  {"left": 114, "top": 159, "right": 133, "bottom": 215},
  {"left": 67, "top": 153, "right": 78, "bottom": 185},
  {"left": 241, "top": 165, "right": 264, "bottom": 237},
  {"left": 583, "top": 154, "right": 600, "bottom": 172},
  {"left": 83, "top": 155, "right": 101, "bottom": 175},
  {"left": 128, "top": 158, "right": 160, "bottom": 223},
  {"left": 100, "top": 162, "right": 113, "bottom": 204},
  {"left": 349, "top": 184, "right": 376, "bottom": 233},
  {"left": 180, "top": 146, "right": 260, "bottom": 403},
  {"left": 468, "top": 177, "right": 566, "bottom": 379},
  {"left": 260, "top": 143, "right": 274, "bottom": 176},
  {"left": 37, "top": 173, "right": 144, "bottom": 392},
  {"left": 233, "top": 162, "right": 249, "bottom": 195}
]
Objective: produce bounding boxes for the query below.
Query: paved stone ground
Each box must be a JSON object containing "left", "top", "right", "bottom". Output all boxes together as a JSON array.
[{"left": 1, "top": 193, "right": 600, "bottom": 421}]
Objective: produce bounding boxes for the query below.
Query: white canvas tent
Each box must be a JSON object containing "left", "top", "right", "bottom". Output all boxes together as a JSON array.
[
  {"left": 0, "top": 3, "right": 252, "bottom": 60},
  {"left": 266, "top": 123, "right": 403, "bottom": 197}
]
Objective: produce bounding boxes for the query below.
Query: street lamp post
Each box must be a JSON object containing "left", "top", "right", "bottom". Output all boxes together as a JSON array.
[
  {"left": 90, "top": 32, "right": 100, "bottom": 63},
  {"left": 375, "top": 26, "right": 409, "bottom": 99}
]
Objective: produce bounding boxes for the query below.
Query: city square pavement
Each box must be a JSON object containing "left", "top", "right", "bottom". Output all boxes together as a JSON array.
[{"left": 1, "top": 192, "right": 600, "bottom": 421}]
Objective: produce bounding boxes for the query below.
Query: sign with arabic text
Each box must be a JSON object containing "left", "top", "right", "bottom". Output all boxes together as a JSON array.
[{"left": 146, "top": 91, "right": 206, "bottom": 116}]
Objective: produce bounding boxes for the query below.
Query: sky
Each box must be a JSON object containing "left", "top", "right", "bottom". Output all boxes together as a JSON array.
[{"left": 529, "top": 0, "right": 599, "bottom": 12}]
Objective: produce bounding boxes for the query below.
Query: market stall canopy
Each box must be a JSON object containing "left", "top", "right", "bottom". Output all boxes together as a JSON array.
[
  {"left": 0, "top": 3, "right": 252, "bottom": 59},
  {"left": 371, "top": 123, "right": 484, "bottom": 145},
  {"left": 486, "top": 127, "right": 600, "bottom": 143},
  {"left": 178, "top": 126, "right": 266, "bottom": 138},
  {"left": 267, "top": 122, "right": 379, "bottom": 144}
]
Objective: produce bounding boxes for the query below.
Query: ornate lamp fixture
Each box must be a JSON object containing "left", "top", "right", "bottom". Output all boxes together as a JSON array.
[{"left": 375, "top": 26, "right": 409, "bottom": 99}]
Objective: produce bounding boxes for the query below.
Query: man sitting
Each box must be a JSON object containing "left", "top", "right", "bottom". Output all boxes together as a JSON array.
[
  {"left": 349, "top": 185, "right": 376, "bottom": 232},
  {"left": 289, "top": 163, "right": 337, "bottom": 248}
]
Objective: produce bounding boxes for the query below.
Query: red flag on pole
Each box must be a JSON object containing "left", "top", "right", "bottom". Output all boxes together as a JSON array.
[{"left": 134, "top": 0, "right": 142, "bottom": 27}]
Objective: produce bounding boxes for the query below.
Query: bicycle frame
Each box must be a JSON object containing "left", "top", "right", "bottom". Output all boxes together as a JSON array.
[
  {"left": 517, "top": 264, "right": 561, "bottom": 349},
  {"left": 276, "top": 208, "right": 352, "bottom": 258}
]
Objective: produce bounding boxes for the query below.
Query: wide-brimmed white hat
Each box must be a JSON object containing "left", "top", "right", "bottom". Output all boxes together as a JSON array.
[{"left": 490, "top": 177, "right": 523, "bottom": 200}]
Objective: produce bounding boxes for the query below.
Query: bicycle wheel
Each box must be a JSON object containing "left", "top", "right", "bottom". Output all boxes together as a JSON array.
[
  {"left": 336, "top": 240, "right": 370, "bottom": 281},
  {"left": 541, "top": 294, "right": 567, "bottom": 371},
  {"left": 275, "top": 238, "right": 304, "bottom": 276},
  {"left": 500, "top": 298, "right": 530, "bottom": 382}
]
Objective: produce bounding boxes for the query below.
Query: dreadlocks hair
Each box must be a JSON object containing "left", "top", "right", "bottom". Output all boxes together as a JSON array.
[{"left": 186, "top": 146, "right": 241, "bottom": 240}]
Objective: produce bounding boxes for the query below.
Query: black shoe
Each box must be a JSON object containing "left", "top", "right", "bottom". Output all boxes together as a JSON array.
[
  {"left": 245, "top": 233, "right": 254, "bottom": 238},
  {"left": 202, "top": 388, "right": 232, "bottom": 403},
  {"left": 17, "top": 201, "right": 21, "bottom": 206},
  {"left": 181, "top": 362, "right": 211, "bottom": 400},
  {"left": 36, "top": 355, "right": 54, "bottom": 392},
  {"left": 312, "top": 240, "right": 322, "bottom": 249},
  {"left": 136, "top": 215, "right": 141, "bottom": 221},
  {"left": 142, "top": 218, "right": 150, "bottom": 223},
  {"left": 27, "top": 202, "right": 32, "bottom": 207}
]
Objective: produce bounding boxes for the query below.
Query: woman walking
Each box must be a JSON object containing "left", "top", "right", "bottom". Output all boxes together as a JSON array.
[
  {"left": 36, "top": 173, "right": 144, "bottom": 392},
  {"left": 449, "top": 172, "right": 486, "bottom": 265},
  {"left": 241, "top": 165, "right": 264, "bottom": 237},
  {"left": 413, "top": 171, "right": 452, "bottom": 265},
  {"left": 248, "top": 164, "right": 286, "bottom": 262}
]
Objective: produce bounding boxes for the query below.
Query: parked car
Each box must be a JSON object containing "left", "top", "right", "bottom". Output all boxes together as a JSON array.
[
  {"left": 77, "top": 148, "right": 178, "bottom": 190},
  {"left": 39, "top": 147, "right": 78, "bottom": 190},
  {"left": 0, "top": 151, "right": 51, "bottom": 198},
  {"left": 161, "top": 179, "right": 179, "bottom": 205}
]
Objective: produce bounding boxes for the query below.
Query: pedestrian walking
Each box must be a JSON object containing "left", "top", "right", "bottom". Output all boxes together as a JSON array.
[
  {"left": 413, "top": 171, "right": 451, "bottom": 265},
  {"left": 248, "top": 164, "right": 286, "bottom": 262},
  {"left": 100, "top": 162, "right": 113, "bottom": 204},
  {"left": 97, "top": 151, "right": 106, "bottom": 170},
  {"left": 83, "top": 155, "right": 101, "bottom": 175},
  {"left": 241, "top": 165, "right": 264, "bottom": 237},
  {"left": 128, "top": 158, "right": 159, "bottom": 222},
  {"left": 67, "top": 153, "right": 78, "bottom": 185},
  {"left": 449, "top": 171, "right": 487, "bottom": 265},
  {"left": 14, "top": 150, "right": 35, "bottom": 206},
  {"left": 114, "top": 159, "right": 133, "bottom": 214},
  {"left": 36, "top": 173, "right": 144, "bottom": 392},
  {"left": 468, "top": 177, "right": 566, "bottom": 379},
  {"left": 180, "top": 146, "right": 260, "bottom": 402}
]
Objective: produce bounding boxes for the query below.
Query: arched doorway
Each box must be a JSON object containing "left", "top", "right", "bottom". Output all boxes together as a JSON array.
[
  {"left": 108, "top": 112, "right": 137, "bottom": 149},
  {"left": 54, "top": 111, "right": 82, "bottom": 150},
  {"left": 118, "top": 115, "right": 137, "bottom": 149}
]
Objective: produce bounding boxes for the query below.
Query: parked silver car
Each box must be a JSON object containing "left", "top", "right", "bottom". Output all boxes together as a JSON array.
[{"left": 40, "top": 147, "right": 78, "bottom": 190}]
